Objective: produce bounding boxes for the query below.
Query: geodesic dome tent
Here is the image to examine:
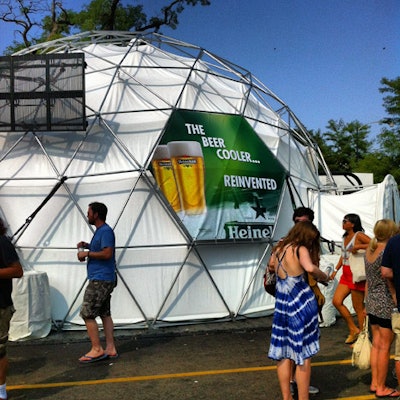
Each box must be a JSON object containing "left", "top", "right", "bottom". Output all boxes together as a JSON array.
[{"left": 0, "top": 31, "right": 335, "bottom": 333}]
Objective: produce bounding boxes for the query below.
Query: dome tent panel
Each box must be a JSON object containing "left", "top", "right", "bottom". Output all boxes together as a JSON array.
[
  {"left": 63, "top": 122, "right": 142, "bottom": 176},
  {"left": 0, "top": 130, "right": 77, "bottom": 179},
  {"left": 0, "top": 181, "right": 76, "bottom": 247},
  {"left": 177, "top": 68, "right": 249, "bottom": 114},
  {"left": 196, "top": 243, "right": 274, "bottom": 316},
  {"left": 156, "top": 249, "right": 231, "bottom": 322},
  {"left": 114, "top": 246, "right": 199, "bottom": 325}
]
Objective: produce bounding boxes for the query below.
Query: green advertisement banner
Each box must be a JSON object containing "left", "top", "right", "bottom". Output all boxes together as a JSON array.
[{"left": 151, "top": 110, "right": 287, "bottom": 241}]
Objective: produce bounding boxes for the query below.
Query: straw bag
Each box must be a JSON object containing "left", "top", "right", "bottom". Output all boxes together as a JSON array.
[
  {"left": 352, "top": 316, "right": 372, "bottom": 369},
  {"left": 349, "top": 250, "right": 366, "bottom": 283}
]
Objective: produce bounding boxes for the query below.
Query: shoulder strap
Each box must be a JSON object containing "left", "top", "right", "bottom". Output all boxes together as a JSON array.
[
  {"left": 345, "top": 232, "right": 358, "bottom": 249},
  {"left": 276, "top": 247, "right": 289, "bottom": 276}
]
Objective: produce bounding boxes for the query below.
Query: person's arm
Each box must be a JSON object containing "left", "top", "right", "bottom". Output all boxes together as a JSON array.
[
  {"left": 0, "top": 261, "right": 23, "bottom": 279},
  {"left": 352, "top": 232, "right": 370, "bottom": 252},
  {"left": 85, "top": 247, "right": 113, "bottom": 260},
  {"left": 382, "top": 265, "right": 397, "bottom": 306},
  {"left": 298, "top": 246, "right": 329, "bottom": 283},
  {"left": 78, "top": 247, "right": 113, "bottom": 262},
  {"left": 330, "top": 255, "right": 343, "bottom": 280},
  {"left": 266, "top": 252, "right": 276, "bottom": 273}
]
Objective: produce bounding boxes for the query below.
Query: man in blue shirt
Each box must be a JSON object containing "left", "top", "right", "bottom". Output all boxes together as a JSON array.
[
  {"left": 77, "top": 202, "right": 118, "bottom": 363},
  {"left": 381, "top": 233, "right": 400, "bottom": 385}
]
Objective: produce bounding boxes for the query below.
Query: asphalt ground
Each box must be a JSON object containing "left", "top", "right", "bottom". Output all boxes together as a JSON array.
[{"left": 6, "top": 316, "right": 398, "bottom": 400}]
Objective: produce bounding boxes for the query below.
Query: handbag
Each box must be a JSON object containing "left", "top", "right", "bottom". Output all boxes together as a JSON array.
[
  {"left": 306, "top": 273, "right": 326, "bottom": 322},
  {"left": 263, "top": 270, "right": 276, "bottom": 296},
  {"left": 349, "top": 250, "right": 366, "bottom": 283},
  {"left": 352, "top": 316, "right": 372, "bottom": 369}
]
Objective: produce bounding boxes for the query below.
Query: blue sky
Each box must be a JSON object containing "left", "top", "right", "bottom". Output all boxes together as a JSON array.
[{"left": 1, "top": 0, "right": 398, "bottom": 141}]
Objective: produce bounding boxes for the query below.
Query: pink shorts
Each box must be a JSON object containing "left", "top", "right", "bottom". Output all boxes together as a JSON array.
[{"left": 339, "top": 264, "right": 365, "bottom": 291}]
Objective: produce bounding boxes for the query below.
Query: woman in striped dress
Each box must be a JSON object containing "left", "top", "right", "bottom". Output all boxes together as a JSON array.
[{"left": 268, "top": 221, "right": 329, "bottom": 400}]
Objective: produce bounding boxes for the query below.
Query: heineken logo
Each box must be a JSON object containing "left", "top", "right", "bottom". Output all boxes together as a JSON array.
[{"left": 224, "top": 222, "right": 273, "bottom": 240}]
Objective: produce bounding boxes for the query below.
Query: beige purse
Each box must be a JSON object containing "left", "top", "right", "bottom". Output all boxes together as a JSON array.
[{"left": 352, "top": 316, "right": 372, "bottom": 369}]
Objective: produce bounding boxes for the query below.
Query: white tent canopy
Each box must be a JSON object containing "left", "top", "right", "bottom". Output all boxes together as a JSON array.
[{"left": 0, "top": 32, "right": 397, "bottom": 336}]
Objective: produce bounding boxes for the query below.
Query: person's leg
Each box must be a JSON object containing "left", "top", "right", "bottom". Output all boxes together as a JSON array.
[
  {"left": 79, "top": 281, "right": 106, "bottom": 360},
  {"left": 350, "top": 289, "right": 365, "bottom": 331},
  {"left": 101, "top": 315, "right": 117, "bottom": 356},
  {"left": 332, "top": 283, "right": 359, "bottom": 338},
  {"left": 391, "top": 312, "right": 400, "bottom": 384},
  {"left": 81, "top": 318, "right": 105, "bottom": 359},
  {"left": 0, "top": 306, "right": 13, "bottom": 399},
  {"left": 295, "top": 358, "right": 311, "bottom": 400},
  {"left": 375, "top": 326, "right": 398, "bottom": 396},
  {"left": 99, "top": 285, "right": 117, "bottom": 357},
  {"left": 370, "top": 324, "right": 379, "bottom": 392},
  {"left": 391, "top": 312, "right": 400, "bottom": 392},
  {"left": 277, "top": 358, "right": 294, "bottom": 400}
]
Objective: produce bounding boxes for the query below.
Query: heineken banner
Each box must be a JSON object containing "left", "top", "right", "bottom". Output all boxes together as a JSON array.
[{"left": 151, "top": 110, "right": 286, "bottom": 241}]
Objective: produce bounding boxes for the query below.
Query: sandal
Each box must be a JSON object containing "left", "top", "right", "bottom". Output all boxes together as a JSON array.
[{"left": 375, "top": 388, "right": 400, "bottom": 398}]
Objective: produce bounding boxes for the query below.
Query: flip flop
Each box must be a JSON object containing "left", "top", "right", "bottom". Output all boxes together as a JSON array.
[
  {"left": 375, "top": 388, "right": 400, "bottom": 398},
  {"left": 79, "top": 353, "right": 108, "bottom": 364},
  {"left": 106, "top": 353, "right": 119, "bottom": 359}
]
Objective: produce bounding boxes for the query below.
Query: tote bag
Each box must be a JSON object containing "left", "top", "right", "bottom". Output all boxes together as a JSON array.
[
  {"left": 352, "top": 316, "right": 372, "bottom": 369},
  {"left": 349, "top": 250, "right": 366, "bottom": 283}
]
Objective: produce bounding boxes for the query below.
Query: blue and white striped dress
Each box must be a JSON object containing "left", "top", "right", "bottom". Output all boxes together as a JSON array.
[{"left": 268, "top": 266, "right": 320, "bottom": 365}]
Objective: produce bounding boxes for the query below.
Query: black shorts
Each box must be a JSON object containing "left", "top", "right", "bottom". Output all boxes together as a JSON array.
[
  {"left": 80, "top": 280, "right": 115, "bottom": 320},
  {"left": 369, "top": 313, "right": 392, "bottom": 329}
]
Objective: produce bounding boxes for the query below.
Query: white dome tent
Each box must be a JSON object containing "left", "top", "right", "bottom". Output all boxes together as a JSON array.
[{"left": 0, "top": 31, "right": 366, "bottom": 337}]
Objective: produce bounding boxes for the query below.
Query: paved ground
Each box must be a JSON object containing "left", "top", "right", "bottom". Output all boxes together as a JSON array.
[{"left": 5, "top": 316, "right": 397, "bottom": 400}]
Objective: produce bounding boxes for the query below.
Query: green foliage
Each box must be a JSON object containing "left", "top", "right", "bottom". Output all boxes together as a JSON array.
[
  {"left": 310, "top": 119, "right": 372, "bottom": 174},
  {"left": 71, "top": 0, "right": 146, "bottom": 31},
  {"left": 311, "top": 76, "right": 400, "bottom": 185},
  {"left": 1, "top": 0, "right": 211, "bottom": 53}
]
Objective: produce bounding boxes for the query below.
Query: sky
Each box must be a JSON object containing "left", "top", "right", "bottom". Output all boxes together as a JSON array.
[{"left": 0, "top": 0, "right": 398, "bottom": 142}]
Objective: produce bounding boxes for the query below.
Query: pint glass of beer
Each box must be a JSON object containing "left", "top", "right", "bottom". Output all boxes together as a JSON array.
[
  {"left": 151, "top": 145, "right": 181, "bottom": 212},
  {"left": 167, "top": 141, "right": 207, "bottom": 215}
]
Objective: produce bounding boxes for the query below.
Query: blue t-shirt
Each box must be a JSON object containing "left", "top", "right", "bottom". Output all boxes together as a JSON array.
[
  {"left": 88, "top": 223, "right": 116, "bottom": 282},
  {"left": 382, "top": 234, "right": 400, "bottom": 311}
]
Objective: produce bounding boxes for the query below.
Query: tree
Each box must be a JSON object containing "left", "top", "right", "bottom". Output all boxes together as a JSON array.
[
  {"left": 311, "top": 77, "right": 400, "bottom": 184},
  {"left": 0, "top": 0, "right": 211, "bottom": 54},
  {"left": 373, "top": 76, "right": 400, "bottom": 183}
]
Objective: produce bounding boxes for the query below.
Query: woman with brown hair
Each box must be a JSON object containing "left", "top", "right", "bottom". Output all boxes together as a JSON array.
[{"left": 268, "top": 221, "right": 329, "bottom": 400}]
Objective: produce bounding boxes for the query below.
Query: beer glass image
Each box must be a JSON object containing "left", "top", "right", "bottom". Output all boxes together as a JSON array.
[
  {"left": 151, "top": 145, "right": 181, "bottom": 212},
  {"left": 167, "top": 141, "right": 207, "bottom": 215}
]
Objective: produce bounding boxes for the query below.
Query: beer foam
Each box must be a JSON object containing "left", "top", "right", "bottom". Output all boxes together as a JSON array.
[
  {"left": 167, "top": 141, "right": 203, "bottom": 157},
  {"left": 153, "top": 145, "right": 170, "bottom": 160}
]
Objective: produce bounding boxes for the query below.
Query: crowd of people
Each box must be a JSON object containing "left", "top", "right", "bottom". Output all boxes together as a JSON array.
[
  {"left": 2, "top": 203, "right": 400, "bottom": 400},
  {"left": 267, "top": 207, "right": 400, "bottom": 400}
]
